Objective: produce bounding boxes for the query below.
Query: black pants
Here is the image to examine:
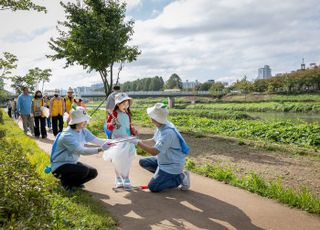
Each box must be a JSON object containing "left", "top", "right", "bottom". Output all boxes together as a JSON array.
[
  {"left": 7, "top": 108, "right": 12, "bottom": 118},
  {"left": 53, "top": 162, "right": 98, "bottom": 188},
  {"left": 34, "top": 116, "right": 47, "bottom": 138},
  {"left": 52, "top": 115, "right": 63, "bottom": 136}
]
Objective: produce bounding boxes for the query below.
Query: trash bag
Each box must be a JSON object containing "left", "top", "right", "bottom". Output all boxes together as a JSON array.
[
  {"left": 103, "top": 141, "right": 136, "bottom": 177},
  {"left": 40, "top": 106, "right": 50, "bottom": 118},
  {"left": 63, "top": 112, "right": 69, "bottom": 122}
]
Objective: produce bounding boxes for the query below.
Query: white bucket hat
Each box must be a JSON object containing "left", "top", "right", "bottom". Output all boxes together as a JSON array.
[
  {"left": 69, "top": 106, "right": 90, "bottom": 125},
  {"left": 147, "top": 103, "right": 169, "bottom": 124},
  {"left": 67, "top": 87, "right": 74, "bottom": 93},
  {"left": 114, "top": 92, "right": 132, "bottom": 108}
]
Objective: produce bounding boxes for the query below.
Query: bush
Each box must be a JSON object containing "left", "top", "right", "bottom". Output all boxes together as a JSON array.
[
  {"left": 0, "top": 139, "right": 53, "bottom": 228},
  {"left": 0, "top": 112, "right": 116, "bottom": 229},
  {"left": 0, "top": 109, "right": 3, "bottom": 124}
]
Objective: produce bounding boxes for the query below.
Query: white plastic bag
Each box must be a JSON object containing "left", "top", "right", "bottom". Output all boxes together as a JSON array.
[
  {"left": 103, "top": 142, "right": 136, "bottom": 177},
  {"left": 63, "top": 112, "right": 69, "bottom": 122},
  {"left": 40, "top": 106, "right": 49, "bottom": 118}
]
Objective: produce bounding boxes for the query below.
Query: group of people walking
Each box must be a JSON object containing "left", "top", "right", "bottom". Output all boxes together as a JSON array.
[{"left": 11, "top": 86, "right": 86, "bottom": 138}]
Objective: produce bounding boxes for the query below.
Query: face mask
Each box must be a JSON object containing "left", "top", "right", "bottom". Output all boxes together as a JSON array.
[{"left": 36, "top": 94, "right": 42, "bottom": 98}]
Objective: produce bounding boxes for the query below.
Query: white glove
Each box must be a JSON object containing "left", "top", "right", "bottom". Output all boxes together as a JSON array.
[
  {"left": 101, "top": 141, "right": 111, "bottom": 150},
  {"left": 128, "top": 138, "right": 140, "bottom": 145}
]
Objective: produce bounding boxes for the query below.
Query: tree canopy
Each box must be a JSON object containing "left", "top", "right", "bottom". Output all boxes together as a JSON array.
[
  {"left": 0, "top": 0, "right": 46, "bottom": 12},
  {"left": 48, "top": 0, "right": 140, "bottom": 96},
  {"left": 165, "top": 73, "right": 183, "bottom": 89}
]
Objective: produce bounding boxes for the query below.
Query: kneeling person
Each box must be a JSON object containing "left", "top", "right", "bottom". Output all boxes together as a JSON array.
[
  {"left": 131, "top": 103, "right": 190, "bottom": 192},
  {"left": 50, "top": 106, "right": 110, "bottom": 189}
]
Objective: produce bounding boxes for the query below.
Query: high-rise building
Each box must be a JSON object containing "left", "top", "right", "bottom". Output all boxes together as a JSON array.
[{"left": 258, "top": 65, "right": 272, "bottom": 79}]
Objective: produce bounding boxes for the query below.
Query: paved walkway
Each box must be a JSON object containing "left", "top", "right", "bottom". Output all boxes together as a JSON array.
[{"left": 28, "top": 127, "right": 320, "bottom": 230}]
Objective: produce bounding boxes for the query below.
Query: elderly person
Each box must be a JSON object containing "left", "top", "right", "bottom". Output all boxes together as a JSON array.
[
  {"left": 17, "top": 86, "right": 34, "bottom": 135},
  {"left": 64, "top": 87, "right": 74, "bottom": 114},
  {"left": 130, "top": 103, "right": 191, "bottom": 192},
  {"left": 50, "top": 106, "right": 110, "bottom": 189}
]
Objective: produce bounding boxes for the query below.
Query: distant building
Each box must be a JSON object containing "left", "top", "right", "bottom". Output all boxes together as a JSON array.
[
  {"left": 182, "top": 80, "right": 199, "bottom": 89},
  {"left": 258, "top": 65, "right": 272, "bottom": 79}
]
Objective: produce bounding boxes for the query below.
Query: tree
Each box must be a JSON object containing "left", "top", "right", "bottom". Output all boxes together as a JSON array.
[
  {"left": 0, "top": 0, "right": 46, "bottom": 12},
  {"left": 232, "top": 76, "right": 253, "bottom": 94},
  {"left": 165, "top": 73, "right": 183, "bottom": 89},
  {"left": 209, "top": 82, "right": 225, "bottom": 96},
  {"left": 0, "top": 52, "right": 18, "bottom": 79},
  {"left": 48, "top": 0, "right": 140, "bottom": 96},
  {"left": 10, "top": 67, "right": 51, "bottom": 94},
  {"left": 197, "top": 81, "right": 214, "bottom": 91}
]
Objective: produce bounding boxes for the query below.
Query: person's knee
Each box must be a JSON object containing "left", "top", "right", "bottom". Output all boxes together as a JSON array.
[
  {"left": 139, "top": 158, "right": 147, "bottom": 167},
  {"left": 148, "top": 180, "right": 161, "bottom": 193},
  {"left": 91, "top": 168, "right": 98, "bottom": 179}
]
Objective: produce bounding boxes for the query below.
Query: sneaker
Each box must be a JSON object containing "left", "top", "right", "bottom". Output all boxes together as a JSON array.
[
  {"left": 181, "top": 171, "right": 190, "bottom": 191},
  {"left": 115, "top": 176, "right": 123, "bottom": 188},
  {"left": 123, "top": 178, "right": 132, "bottom": 189}
]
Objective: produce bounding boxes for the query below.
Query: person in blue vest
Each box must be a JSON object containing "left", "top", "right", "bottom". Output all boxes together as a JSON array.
[
  {"left": 129, "top": 103, "right": 191, "bottom": 192},
  {"left": 50, "top": 106, "right": 110, "bottom": 189}
]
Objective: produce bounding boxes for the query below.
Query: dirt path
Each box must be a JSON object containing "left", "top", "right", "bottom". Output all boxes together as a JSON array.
[{"left": 27, "top": 126, "right": 320, "bottom": 230}]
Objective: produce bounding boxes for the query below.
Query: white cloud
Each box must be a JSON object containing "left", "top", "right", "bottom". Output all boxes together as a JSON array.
[
  {"left": 2, "top": 0, "right": 320, "bottom": 92},
  {"left": 125, "top": 0, "right": 143, "bottom": 10}
]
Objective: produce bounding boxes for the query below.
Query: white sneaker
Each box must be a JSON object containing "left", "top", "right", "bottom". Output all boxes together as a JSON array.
[
  {"left": 115, "top": 176, "right": 123, "bottom": 188},
  {"left": 181, "top": 171, "right": 190, "bottom": 191},
  {"left": 123, "top": 178, "right": 132, "bottom": 189}
]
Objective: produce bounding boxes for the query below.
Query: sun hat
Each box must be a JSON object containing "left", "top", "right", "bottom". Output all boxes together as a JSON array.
[
  {"left": 114, "top": 92, "right": 132, "bottom": 108},
  {"left": 68, "top": 106, "right": 90, "bottom": 125},
  {"left": 67, "top": 87, "right": 74, "bottom": 93},
  {"left": 147, "top": 103, "right": 169, "bottom": 124}
]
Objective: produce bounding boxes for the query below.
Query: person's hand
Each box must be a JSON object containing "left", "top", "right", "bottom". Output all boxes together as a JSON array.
[
  {"left": 132, "top": 127, "right": 139, "bottom": 136},
  {"left": 101, "top": 141, "right": 112, "bottom": 150},
  {"left": 128, "top": 138, "right": 140, "bottom": 145}
]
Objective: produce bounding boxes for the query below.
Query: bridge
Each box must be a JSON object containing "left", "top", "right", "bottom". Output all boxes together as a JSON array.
[{"left": 80, "top": 91, "right": 210, "bottom": 98}]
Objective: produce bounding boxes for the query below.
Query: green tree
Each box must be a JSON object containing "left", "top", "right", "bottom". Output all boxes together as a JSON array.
[
  {"left": 232, "top": 76, "right": 253, "bottom": 94},
  {"left": 253, "top": 79, "right": 268, "bottom": 92},
  {"left": 209, "top": 82, "right": 225, "bottom": 96},
  {"left": 165, "top": 73, "right": 183, "bottom": 89},
  {"left": 0, "top": 52, "right": 18, "bottom": 79},
  {"left": 10, "top": 67, "right": 51, "bottom": 94},
  {"left": 0, "top": 0, "right": 46, "bottom": 12},
  {"left": 48, "top": 0, "right": 140, "bottom": 96}
]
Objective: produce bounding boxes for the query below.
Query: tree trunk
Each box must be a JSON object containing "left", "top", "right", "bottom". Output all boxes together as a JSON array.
[
  {"left": 109, "top": 63, "right": 114, "bottom": 94},
  {"left": 99, "top": 69, "right": 110, "bottom": 97}
]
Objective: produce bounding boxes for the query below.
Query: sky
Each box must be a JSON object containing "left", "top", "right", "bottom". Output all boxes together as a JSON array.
[{"left": 1, "top": 0, "right": 320, "bottom": 92}]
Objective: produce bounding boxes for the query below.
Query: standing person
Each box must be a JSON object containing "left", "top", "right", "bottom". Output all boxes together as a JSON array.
[
  {"left": 43, "top": 93, "right": 51, "bottom": 130},
  {"left": 12, "top": 98, "right": 18, "bottom": 119},
  {"left": 7, "top": 99, "right": 12, "bottom": 118},
  {"left": 17, "top": 87, "right": 34, "bottom": 135},
  {"left": 106, "top": 85, "right": 121, "bottom": 114},
  {"left": 130, "top": 103, "right": 190, "bottom": 193},
  {"left": 31, "top": 90, "right": 47, "bottom": 139},
  {"left": 105, "top": 92, "right": 138, "bottom": 188},
  {"left": 50, "top": 106, "right": 111, "bottom": 190},
  {"left": 65, "top": 87, "right": 74, "bottom": 114},
  {"left": 49, "top": 89, "right": 65, "bottom": 136}
]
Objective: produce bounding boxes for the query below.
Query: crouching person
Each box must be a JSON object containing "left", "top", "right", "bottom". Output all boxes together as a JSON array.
[
  {"left": 50, "top": 106, "right": 110, "bottom": 189},
  {"left": 130, "top": 103, "right": 191, "bottom": 192}
]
